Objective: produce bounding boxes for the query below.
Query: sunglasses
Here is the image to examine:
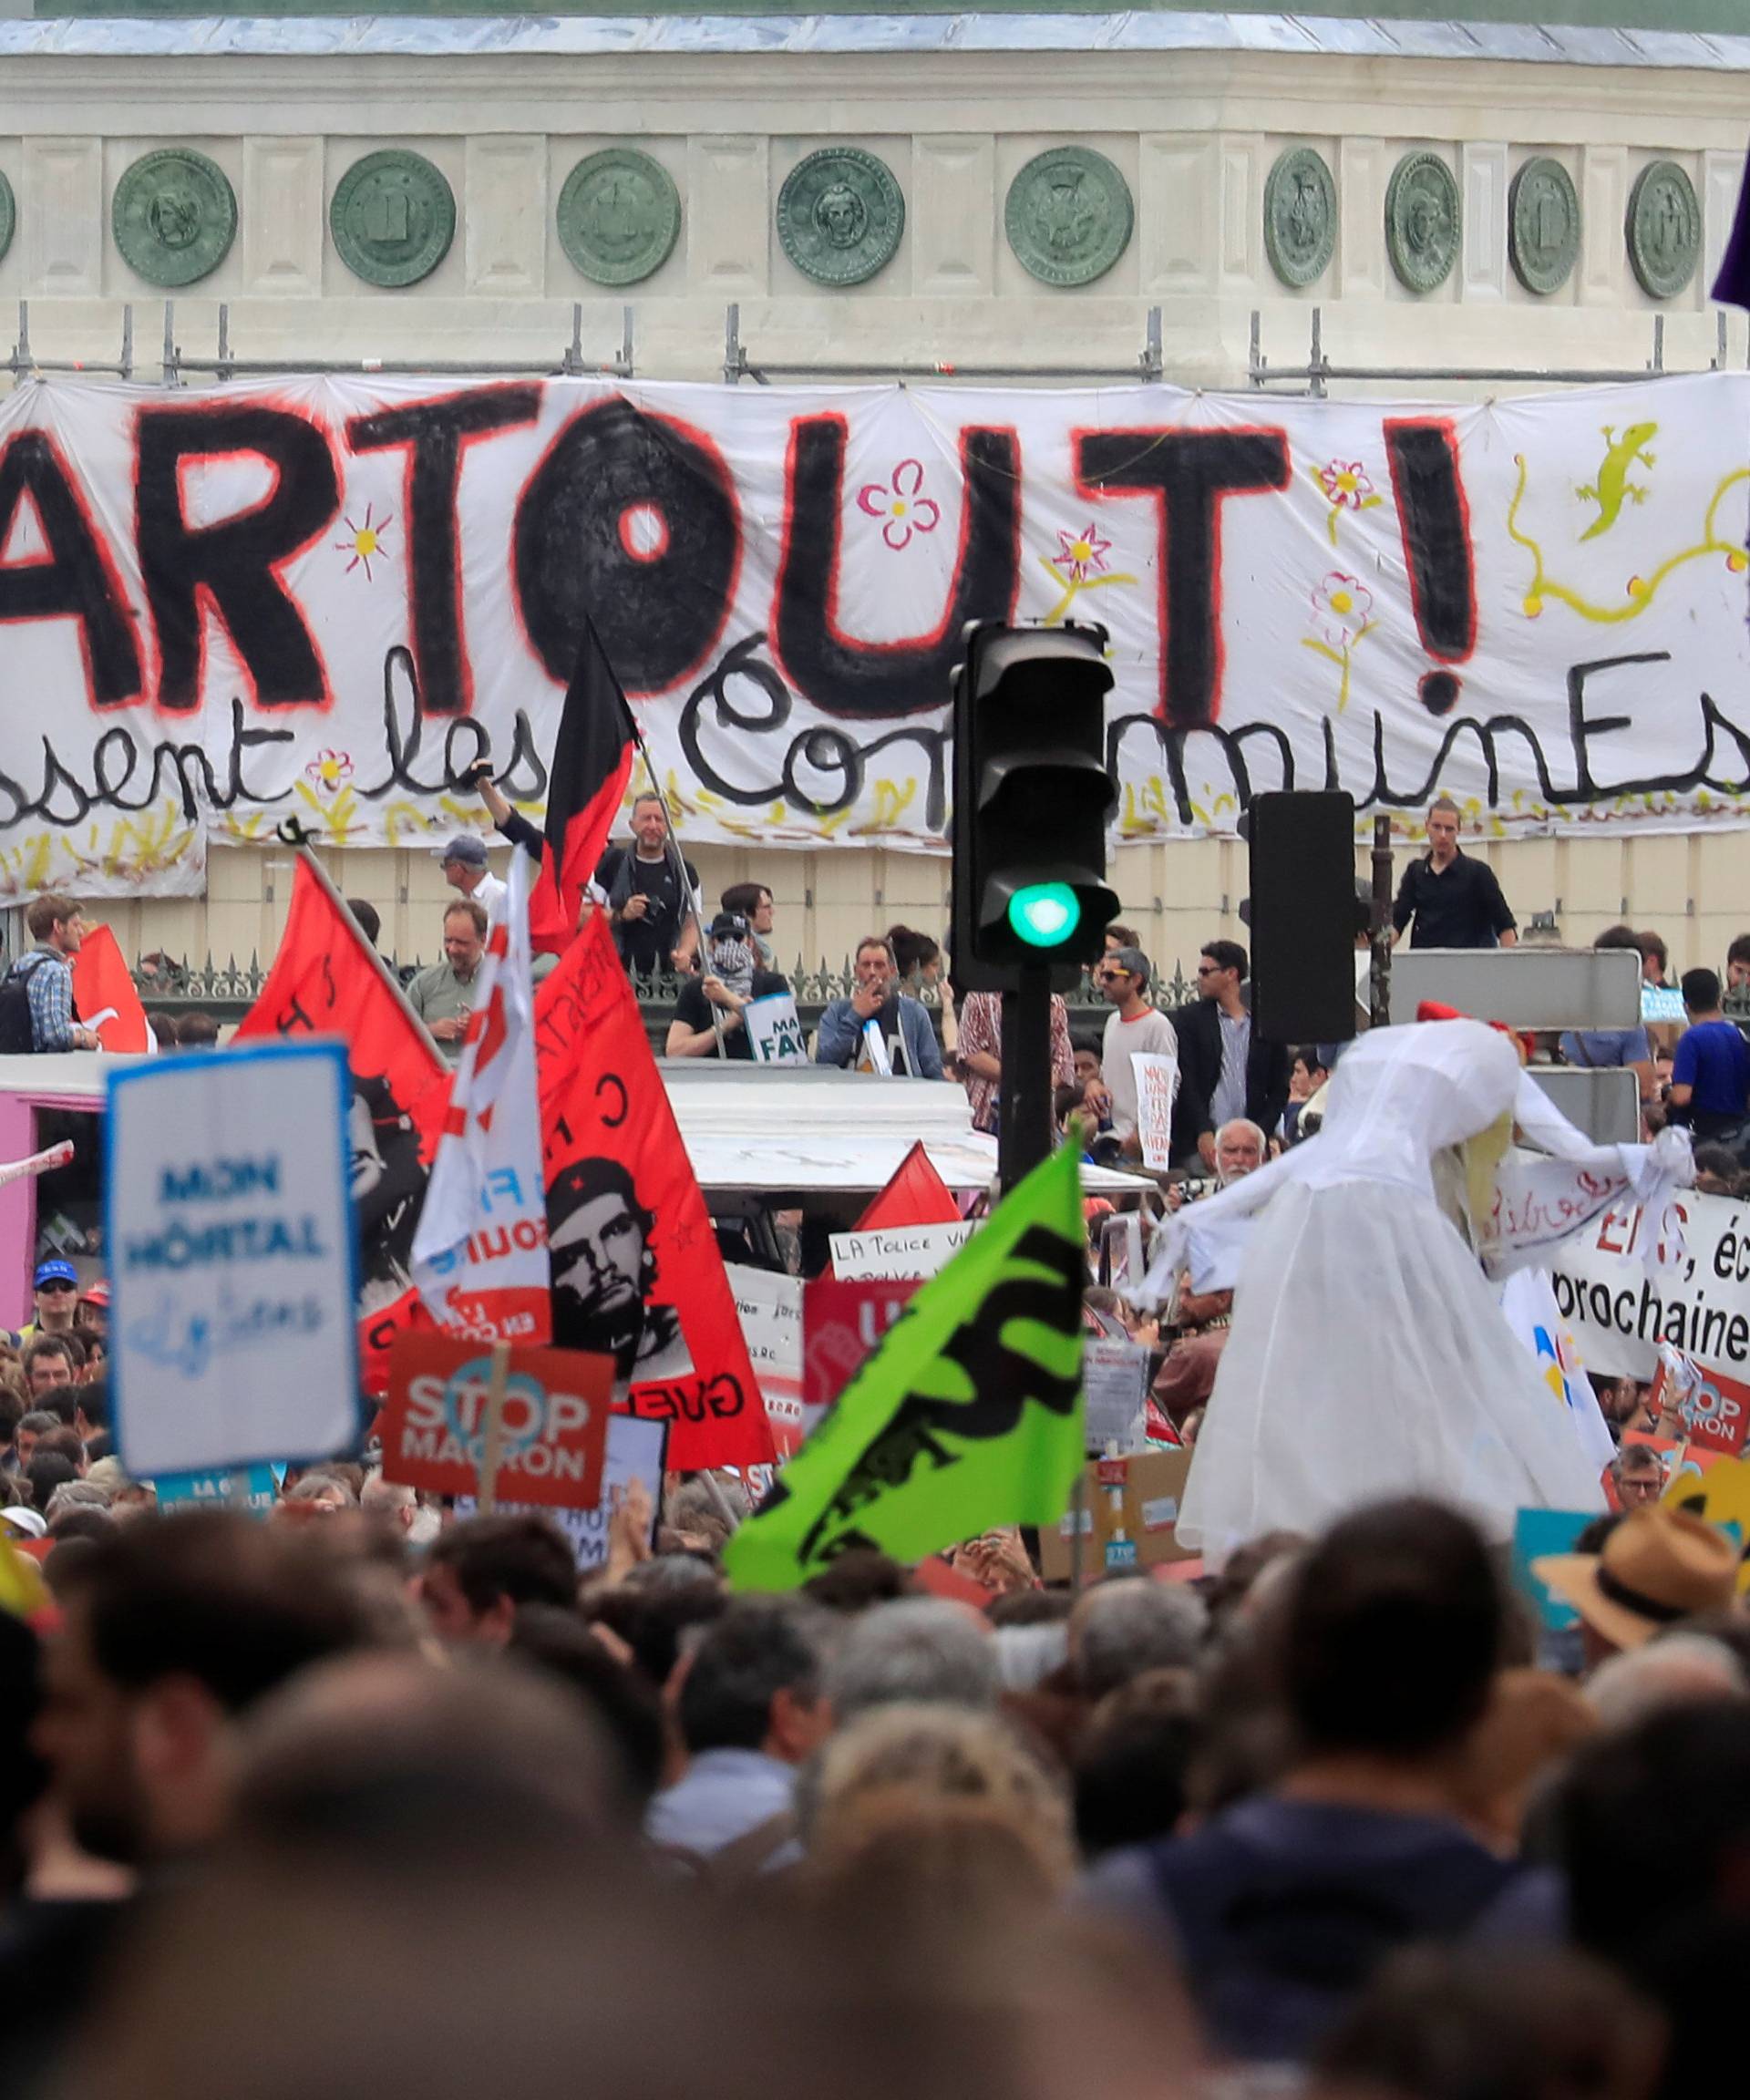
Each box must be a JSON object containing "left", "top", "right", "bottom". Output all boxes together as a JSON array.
[{"left": 36, "top": 1279, "right": 77, "bottom": 1294}]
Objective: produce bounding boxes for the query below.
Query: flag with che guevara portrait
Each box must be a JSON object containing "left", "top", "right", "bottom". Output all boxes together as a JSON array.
[
  {"left": 725, "top": 1146, "right": 1086, "bottom": 1591},
  {"left": 534, "top": 911, "right": 775, "bottom": 1472}
]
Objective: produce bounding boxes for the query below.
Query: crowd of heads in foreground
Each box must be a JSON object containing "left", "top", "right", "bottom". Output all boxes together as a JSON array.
[{"left": 2, "top": 1475, "right": 1747, "bottom": 2100}]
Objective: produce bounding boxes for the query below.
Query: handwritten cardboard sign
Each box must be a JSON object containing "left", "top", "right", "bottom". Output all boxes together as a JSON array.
[
  {"left": 829, "top": 1219, "right": 975, "bottom": 1281},
  {"left": 731, "top": 1267, "right": 806, "bottom": 1456},
  {"left": 107, "top": 1040, "right": 361, "bottom": 1477},
  {"left": 1131, "top": 1052, "right": 1179, "bottom": 1173},
  {"left": 382, "top": 1333, "right": 613, "bottom": 1508},
  {"left": 1038, "top": 1447, "right": 1198, "bottom": 1582}
]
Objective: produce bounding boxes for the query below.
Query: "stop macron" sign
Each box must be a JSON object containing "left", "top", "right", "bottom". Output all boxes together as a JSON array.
[{"left": 381, "top": 1334, "right": 613, "bottom": 1509}]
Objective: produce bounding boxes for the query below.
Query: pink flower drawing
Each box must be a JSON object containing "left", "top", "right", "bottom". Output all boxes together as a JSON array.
[
  {"left": 304, "top": 750, "right": 355, "bottom": 794},
  {"left": 857, "top": 459, "right": 941, "bottom": 551},
  {"left": 334, "top": 501, "right": 393, "bottom": 580},
  {"left": 1054, "top": 524, "right": 1114, "bottom": 584},
  {"left": 1310, "top": 573, "right": 1374, "bottom": 652},
  {"left": 1318, "top": 460, "right": 1375, "bottom": 510}
]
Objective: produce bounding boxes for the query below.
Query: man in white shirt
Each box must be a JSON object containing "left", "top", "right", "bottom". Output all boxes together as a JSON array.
[
  {"left": 434, "top": 834, "right": 508, "bottom": 929},
  {"left": 1091, "top": 946, "right": 1179, "bottom": 1159}
]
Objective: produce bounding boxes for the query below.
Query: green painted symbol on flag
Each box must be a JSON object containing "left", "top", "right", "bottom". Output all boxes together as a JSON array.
[{"left": 725, "top": 1147, "right": 1087, "bottom": 1591}]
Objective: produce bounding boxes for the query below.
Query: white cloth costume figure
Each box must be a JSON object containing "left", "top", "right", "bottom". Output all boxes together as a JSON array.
[{"left": 1133, "top": 1020, "right": 1691, "bottom": 1566}]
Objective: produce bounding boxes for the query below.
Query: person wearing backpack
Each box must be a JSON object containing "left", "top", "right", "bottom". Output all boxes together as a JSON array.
[{"left": 0, "top": 893, "right": 99, "bottom": 1055}]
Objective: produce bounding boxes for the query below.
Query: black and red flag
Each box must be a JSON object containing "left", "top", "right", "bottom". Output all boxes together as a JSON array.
[
  {"left": 535, "top": 911, "right": 777, "bottom": 1471},
  {"left": 527, "top": 617, "right": 639, "bottom": 954},
  {"left": 234, "top": 851, "right": 451, "bottom": 1395}
]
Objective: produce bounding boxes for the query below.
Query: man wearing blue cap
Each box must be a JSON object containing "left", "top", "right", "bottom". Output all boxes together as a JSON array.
[
  {"left": 18, "top": 1257, "right": 80, "bottom": 1344},
  {"left": 434, "top": 834, "right": 508, "bottom": 930}
]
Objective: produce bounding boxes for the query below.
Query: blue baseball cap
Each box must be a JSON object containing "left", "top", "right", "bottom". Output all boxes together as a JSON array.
[{"left": 34, "top": 1259, "right": 77, "bottom": 1290}]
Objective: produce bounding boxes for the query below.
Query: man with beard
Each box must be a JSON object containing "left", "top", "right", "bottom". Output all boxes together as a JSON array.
[{"left": 546, "top": 1158, "right": 691, "bottom": 1384}]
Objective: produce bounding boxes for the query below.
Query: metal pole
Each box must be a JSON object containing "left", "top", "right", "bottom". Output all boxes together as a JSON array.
[
  {"left": 1369, "top": 813, "right": 1394, "bottom": 1029},
  {"left": 996, "top": 964, "right": 1054, "bottom": 1194}
]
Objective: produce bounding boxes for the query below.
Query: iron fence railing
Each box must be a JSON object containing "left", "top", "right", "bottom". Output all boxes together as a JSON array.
[{"left": 129, "top": 952, "right": 1201, "bottom": 1045}]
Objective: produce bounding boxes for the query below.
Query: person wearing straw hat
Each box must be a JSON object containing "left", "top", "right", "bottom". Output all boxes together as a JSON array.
[{"left": 1534, "top": 1507, "right": 1741, "bottom": 1667}]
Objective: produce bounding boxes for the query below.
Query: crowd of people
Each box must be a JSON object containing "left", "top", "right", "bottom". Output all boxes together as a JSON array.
[
  {"left": 6, "top": 799, "right": 1750, "bottom": 2097},
  {"left": 4, "top": 1457, "right": 1745, "bottom": 2100}
]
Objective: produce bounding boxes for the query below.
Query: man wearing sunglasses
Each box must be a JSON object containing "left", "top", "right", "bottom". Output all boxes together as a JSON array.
[
  {"left": 18, "top": 1258, "right": 81, "bottom": 1344},
  {"left": 1092, "top": 947, "right": 1179, "bottom": 1158}
]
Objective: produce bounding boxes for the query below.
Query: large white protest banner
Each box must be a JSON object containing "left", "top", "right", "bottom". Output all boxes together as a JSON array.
[
  {"left": 107, "top": 1039, "right": 361, "bottom": 1476},
  {"left": 1546, "top": 1190, "right": 1750, "bottom": 1383},
  {"left": 2, "top": 372, "right": 1747, "bottom": 896}
]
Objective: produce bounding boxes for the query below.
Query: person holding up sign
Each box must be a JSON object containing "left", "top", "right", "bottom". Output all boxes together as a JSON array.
[{"left": 665, "top": 911, "right": 791, "bottom": 1060}]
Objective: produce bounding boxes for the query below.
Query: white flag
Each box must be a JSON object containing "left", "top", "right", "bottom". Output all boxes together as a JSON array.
[{"left": 410, "top": 850, "right": 551, "bottom": 1342}]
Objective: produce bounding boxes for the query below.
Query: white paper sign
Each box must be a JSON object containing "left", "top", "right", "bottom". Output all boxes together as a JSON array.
[
  {"left": 1132, "top": 1052, "right": 1179, "bottom": 1172},
  {"left": 746, "top": 992, "right": 808, "bottom": 1065},
  {"left": 1084, "top": 1335, "right": 1150, "bottom": 1453},
  {"left": 108, "top": 1040, "right": 360, "bottom": 1476},
  {"left": 731, "top": 1265, "right": 805, "bottom": 1436},
  {"left": 458, "top": 1413, "right": 668, "bottom": 1572},
  {"left": 829, "top": 1218, "right": 976, "bottom": 1281}
]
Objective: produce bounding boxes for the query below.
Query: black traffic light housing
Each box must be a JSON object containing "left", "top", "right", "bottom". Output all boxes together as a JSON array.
[{"left": 950, "top": 620, "right": 1119, "bottom": 993}]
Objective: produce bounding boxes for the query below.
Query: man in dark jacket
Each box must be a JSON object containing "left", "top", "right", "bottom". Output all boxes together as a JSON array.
[{"left": 1171, "top": 940, "right": 1289, "bottom": 1170}]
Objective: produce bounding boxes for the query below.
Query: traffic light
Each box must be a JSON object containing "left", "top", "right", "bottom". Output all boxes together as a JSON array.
[{"left": 951, "top": 621, "right": 1118, "bottom": 989}]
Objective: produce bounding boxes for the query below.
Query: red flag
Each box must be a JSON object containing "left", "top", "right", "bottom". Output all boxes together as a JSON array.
[
  {"left": 529, "top": 618, "right": 639, "bottom": 955},
  {"left": 235, "top": 856, "right": 451, "bottom": 1337},
  {"left": 69, "top": 924, "right": 152, "bottom": 1054},
  {"left": 535, "top": 914, "right": 775, "bottom": 1470},
  {"left": 852, "top": 1140, "right": 962, "bottom": 1232}
]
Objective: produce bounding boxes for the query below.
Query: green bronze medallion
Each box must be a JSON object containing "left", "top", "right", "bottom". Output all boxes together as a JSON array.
[
  {"left": 1004, "top": 146, "right": 1134, "bottom": 288},
  {"left": 1509, "top": 156, "right": 1580, "bottom": 295},
  {"left": 0, "top": 172, "right": 14, "bottom": 265},
  {"left": 112, "top": 149, "right": 236, "bottom": 288},
  {"left": 1627, "top": 160, "right": 1701, "bottom": 300},
  {"left": 776, "top": 148, "right": 904, "bottom": 288},
  {"left": 1263, "top": 147, "right": 1336, "bottom": 288},
  {"left": 330, "top": 149, "right": 456, "bottom": 289},
  {"left": 558, "top": 149, "right": 681, "bottom": 286},
  {"left": 1385, "top": 150, "right": 1461, "bottom": 293}
]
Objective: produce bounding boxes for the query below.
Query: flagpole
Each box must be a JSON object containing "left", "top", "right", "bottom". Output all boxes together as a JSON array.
[{"left": 275, "top": 826, "right": 447, "bottom": 1067}]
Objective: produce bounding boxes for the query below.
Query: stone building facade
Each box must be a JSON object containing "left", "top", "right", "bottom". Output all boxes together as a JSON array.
[{"left": 0, "top": 2, "right": 1746, "bottom": 974}]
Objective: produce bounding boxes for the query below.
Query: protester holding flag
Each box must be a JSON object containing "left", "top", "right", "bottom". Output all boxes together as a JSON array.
[
  {"left": 468, "top": 618, "right": 691, "bottom": 967},
  {"left": 2, "top": 897, "right": 98, "bottom": 1055},
  {"left": 534, "top": 911, "right": 773, "bottom": 1472},
  {"left": 411, "top": 851, "right": 551, "bottom": 1344}
]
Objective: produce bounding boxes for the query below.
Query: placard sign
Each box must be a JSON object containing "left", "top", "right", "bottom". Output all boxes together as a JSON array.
[
  {"left": 801, "top": 1276, "right": 919, "bottom": 1446},
  {"left": 107, "top": 1040, "right": 361, "bottom": 1477},
  {"left": 1084, "top": 1336, "right": 1150, "bottom": 1453},
  {"left": 459, "top": 1415, "right": 668, "bottom": 1571},
  {"left": 1132, "top": 1053, "right": 1179, "bottom": 1172},
  {"left": 829, "top": 1219, "right": 975, "bottom": 1281},
  {"left": 381, "top": 1332, "right": 614, "bottom": 1508},
  {"left": 731, "top": 1266, "right": 806, "bottom": 1456},
  {"left": 746, "top": 992, "right": 808, "bottom": 1065}
]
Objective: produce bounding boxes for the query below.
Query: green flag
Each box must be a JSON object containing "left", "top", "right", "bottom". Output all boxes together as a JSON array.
[{"left": 726, "top": 1146, "right": 1087, "bottom": 1591}]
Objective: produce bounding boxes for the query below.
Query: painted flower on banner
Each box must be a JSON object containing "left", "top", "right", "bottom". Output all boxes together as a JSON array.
[
  {"left": 335, "top": 502, "right": 393, "bottom": 581},
  {"left": 304, "top": 750, "right": 355, "bottom": 795},
  {"left": 1054, "top": 523, "right": 1113, "bottom": 584},
  {"left": 1311, "top": 459, "right": 1385, "bottom": 545},
  {"left": 856, "top": 460, "right": 941, "bottom": 551},
  {"left": 1310, "top": 572, "right": 1374, "bottom": 651}
]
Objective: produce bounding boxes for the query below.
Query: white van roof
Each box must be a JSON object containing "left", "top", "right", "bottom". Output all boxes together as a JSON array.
[{"left": 0, "top": 1051, "right": 1148, "bottom": 1199}]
